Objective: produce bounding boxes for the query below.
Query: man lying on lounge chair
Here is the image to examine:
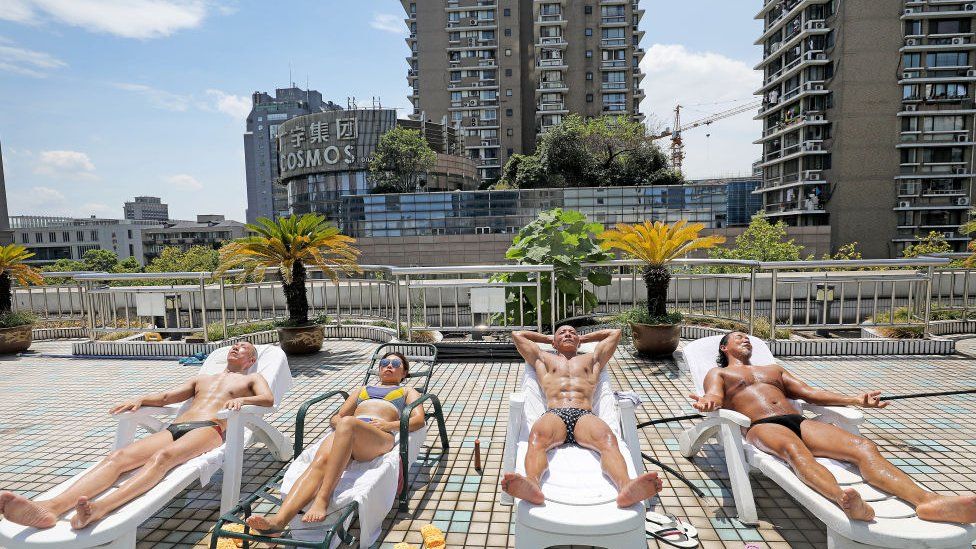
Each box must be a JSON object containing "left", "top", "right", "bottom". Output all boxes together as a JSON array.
[
  {"left": 501, "top": 326, "right": 662, "bottom": 508},
  {"left": 0, "top": 342, "right": 274, "bottom": 530},
  {"left": 691, "top": 331, "right": 976, "bottom": 524}
]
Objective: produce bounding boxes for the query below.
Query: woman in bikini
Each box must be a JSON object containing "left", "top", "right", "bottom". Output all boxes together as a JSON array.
[{"left": 245, "top": 352, "right": 425, "bottom": 534}]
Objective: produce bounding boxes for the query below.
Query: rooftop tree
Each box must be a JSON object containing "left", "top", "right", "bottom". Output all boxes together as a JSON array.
[{"left": 368, "top": 126, "right": 436, "bottom": 193}]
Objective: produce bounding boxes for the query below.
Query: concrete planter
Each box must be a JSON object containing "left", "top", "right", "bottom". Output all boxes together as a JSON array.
[
  {"left": 0, "top": 324, "right": 33, "bottom": 354},
  {"left": 277, "top": 325, "right": 325, "bottom": 355},
  {"left": 629, "top": 322, "right": 680, "bottom": 357}
]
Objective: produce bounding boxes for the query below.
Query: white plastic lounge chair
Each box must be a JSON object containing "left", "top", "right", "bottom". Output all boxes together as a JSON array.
[
  {"left": 0, "top": 344, "right": 293, "bottom": 549},
  {"left": 679, "top": 334, "right": 976, "bottom": 549},
  {"left": 500, "top": 343, "right": 648, "bottom": 549},
  {"left": 209, "top": 343, "right": 449, "bottom": 549}
]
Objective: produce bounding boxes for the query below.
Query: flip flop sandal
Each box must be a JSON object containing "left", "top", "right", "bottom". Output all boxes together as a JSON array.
[
  {"left": 647, "top": 511, "right": 698, "bottom": 538},
  {"left": 646, "top": 512, "right": 699, "bottom": 548}
]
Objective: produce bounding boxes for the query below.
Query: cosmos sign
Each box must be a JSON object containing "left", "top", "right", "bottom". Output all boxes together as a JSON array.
[{"left": 276, "top": 109, "right": 397, "bottom": 180}]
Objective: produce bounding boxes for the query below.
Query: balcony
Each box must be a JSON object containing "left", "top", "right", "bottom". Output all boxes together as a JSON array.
[
  {"left": 602, "top": 81, "right": 627, "bottom": 90},
  {"left": 601, "top": 16, "right": 627, "bottom": 25},
  {"left": 537, "top": 58, "right": 568, "bottom": 70},
  {"left": 446, "top": 17, "right": 496, "bottom": 31},
  {"left": 902, "top": 4, "right": 976, "bottom": 19},
  {"left": 757, "top": 0, "right": 832, "bottom": 44},
  {"left": 448, "top": 80, "right": 499, "bottom": 90},
  {"left": 759, "top": 50, "right": 828, "bottom": 92},
  {"left": 537, "top": 36, "right": 568, "bottom": 48},
  {"left": 538, "top": 101, "right": 568, "bottom": 113},
  {"left": 537, "top": 80, "right": 569, "bottom": 92},
  {"left": 601, "top": 38, "right": 627, "bottom": 48},
  {"left": 535, "top": 13, "right": 567, "bottom": 25}
]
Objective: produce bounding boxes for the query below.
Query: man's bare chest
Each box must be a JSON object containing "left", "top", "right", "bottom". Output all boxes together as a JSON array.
[
  {"left": 195, "top": 375, "right": 252, "bottom": 399},
  {"left": 723, "top": 367, "right": 784, "bottom": 397}
]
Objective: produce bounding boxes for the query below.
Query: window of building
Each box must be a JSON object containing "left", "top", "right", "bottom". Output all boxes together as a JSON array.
[
  {"left": 585, "top": 28, "right": 593, "bottom": 36},
  {"left": 930, "top": 19, "right": 971, "bottom": 35},
  {"left": 902, "top": 53, "right": 921, "bottom": 68},
  {"left": 503, "top": 8, "right": 510, "bottom": 16},
  {"left": 507, "top": 148, "right": 514, "bottom": 156},
  {"left": 48, "top": 232, "right": 56, "bottom": 242},
  {"left": 506, "top": 108, "right": 513, "bottom": 116},
  {"left": 504, "top": 28, "right": 511, "bottom": 36},
  {"left": 584, "top": 5, "right": 593, "bottom": 14},
  {"left": 586, "top": 94, "right": 594, "bottom": 102},
  {"left": 905, "top": 20, "right": 921, "bottom": 36},
  {"left": 586, "top": 72, "right": 594, "bottom": 80},
  {"left": 585, "top": 50, "right": 593, "bottom": 58},
  {"left": 62, "top": 231, "right": 70, "bottom": 242},
  {"left": 926, "top": 51, "right": 968, "bottom": 68},
  {"left": 506, "top": 88, "right": 513, "bottom": 96},
  {"left": 505, "top": 68, "right": 513, "bottom": 77},
  {"left": 76, "top": 231, "right": 84, "bottom": 241},
  {"left": 34, "top": 233, "right": 42, "bottom": 243},
  {"left": 91, "top": 230, "right": 98, "bottom": 240},
  {"left": 20, "top": 233, "right": 27, "bottom": 244},
  {"left": 505, "top": 48, "right": 512, "bottom": 56},
  {"left": 507, "top": 128, "right": 514, "bottom": 136}
]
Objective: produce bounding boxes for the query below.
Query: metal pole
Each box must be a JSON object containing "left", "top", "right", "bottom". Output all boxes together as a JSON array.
[
  {"left": 548, "top": 268, "right": 555, "bottom": 331},
  {"left": 748, "top": 267, "right": 756, "bottom": 335},
  {"left": 200, "top": 275, "right": 209, "bottom": 343},
  {"left": 536, "top": 274, "right": 542, "bottom": 332},
  {"left": 393, "top": 274, "right": 401, "bottom": 337},
  {"left": 924, "top": 265, "right": 934, "bottom": 337},
  {"left": 219, "top": 276, "right": 228, "bottom": 341},
  {"left": 405, "top": 274, "right": 412, "bottom": 341},
  {"left": 769, "top": 269, "right": 778, "bottom": 341}
]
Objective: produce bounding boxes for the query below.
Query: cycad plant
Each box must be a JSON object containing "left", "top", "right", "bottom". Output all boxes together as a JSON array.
[
  {"left": 0, "top": 244, "right": 44, "bottom": 320},
  {"left": 599, "top": 220, "right": 725, "bottom": 322},
  {"left": 216, "top": 214, "right": 361, "bottom": 326}
]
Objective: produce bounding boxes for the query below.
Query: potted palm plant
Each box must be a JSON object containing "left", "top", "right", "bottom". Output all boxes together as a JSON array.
[
  {"left": 599, "top": 220, "right": 725, "bottom": 356},
  {"left": 0, "top": 244, "right": 44, "bottom": 354},
  {"left": 216, "top": 214, "right": 361, "bottom": 355}
]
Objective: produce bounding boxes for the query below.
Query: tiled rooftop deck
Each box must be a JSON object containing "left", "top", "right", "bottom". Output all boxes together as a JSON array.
[{"left": 1, "top": 339, "right": 975, "bottom": 548}]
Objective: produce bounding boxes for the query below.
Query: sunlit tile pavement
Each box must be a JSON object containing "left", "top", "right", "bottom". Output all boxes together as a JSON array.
[{"left": 1, "top": 338, "right": 975, "bottom": 548}]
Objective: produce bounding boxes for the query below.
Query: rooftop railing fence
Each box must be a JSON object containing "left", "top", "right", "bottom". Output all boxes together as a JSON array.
[{"left": 10, "top": 257, "right": 964, "bottom": 343}]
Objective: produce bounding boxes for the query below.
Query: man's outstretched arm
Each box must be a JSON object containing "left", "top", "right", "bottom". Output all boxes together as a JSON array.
[
  {"left": 224, "top": 375, "right": 276, "bottom": 410},
  {"left": 690, "top": 368, "right": 725, "bottom": 412},
  {"left": 512, "top": 330, "right": 551, "bottom": 366},
  {"left": 580, "top": 328, "right": 622, "bottom": 368},
  {"left": 782, "top": 369, "right": 889, "bottom": 409},
  {"left": 109, "top": 377, "right": 198, "bottom": 414}
]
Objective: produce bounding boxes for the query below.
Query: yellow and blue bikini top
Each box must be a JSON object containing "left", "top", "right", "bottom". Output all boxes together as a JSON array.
[{"left": 356, "top": 385, "right": 407, "bottom": 414}]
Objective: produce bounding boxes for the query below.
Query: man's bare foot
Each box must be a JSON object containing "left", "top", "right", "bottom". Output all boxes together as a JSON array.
[
  {"left": 501, "top": 473, "right": 544, "bottom": 505},
  {"left": 839, "top": 488, "right": 874, "bottom": 521},
  {"left": 69, "top": 497, "right": 103, "bottom": 530},
  {"left": 0, "top": 491, "right": 57, "bottom": 529},
  {"left": 617, "top": 472, "right": 663, "bottom": 508},
  {"left": 244, "top": 514, "right": 285, "bottom": 535},
  {"left": 917, "top": 494, "right": 976, "bottom": 524},
  {"left": 301, "top": 500, "right": 329, "bottom": 523},
  {"left": 0, "top": 490, "right": 12, "bottom": 516}
]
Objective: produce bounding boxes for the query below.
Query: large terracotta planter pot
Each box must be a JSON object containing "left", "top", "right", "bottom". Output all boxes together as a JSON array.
[
  {"left": 0, "top": 324, "right": 33, "bottom": 354},
  {"left": 277, "top": 325, "right": 324, "bottom": 355},
  {"left": 629, "top": 322, "right": 680, "bottom": 357}
]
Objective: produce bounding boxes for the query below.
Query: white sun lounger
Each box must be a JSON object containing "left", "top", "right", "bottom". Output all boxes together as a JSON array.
[
  {"left": 501, "top": 343, "right": 647, "bottom": 549},
  {"left": 678, "top": 334, "right": 976, "bottom": 549},
  {"left": 0, "top": 344, "right": 293, "bottom": 549}
]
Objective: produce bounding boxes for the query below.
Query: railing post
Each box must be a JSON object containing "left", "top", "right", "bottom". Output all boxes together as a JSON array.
[
  {"left": 924, "top": 265, "right": 934, "bottom": 337},
  {"left": 749, "top": 266, "right": 756, "bottom": 336},
  {"left": 549, "top": 267, "right": 556, "bottom": 332},
  {"left": 536, "top": 273, "right": 542, "bottom": 332},
  {"left": 769, "top": 269, "right": 778, "bottom": 342},
  {"left": 393, "top": 273, "right": 401, "bottom": 337},
  {"left": 218, "top": 275, "right": 228, "bottom": 341},
  {"left": 200, "top": 274, "right": 209, "bottom": 343},
  {"left": 405, "top": 274, "right": 412, "bottom": 341}
]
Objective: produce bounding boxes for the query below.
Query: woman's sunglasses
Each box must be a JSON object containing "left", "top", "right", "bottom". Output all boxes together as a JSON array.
[{"left": 379, "top": 358, "right": 403, "bottom": 368}]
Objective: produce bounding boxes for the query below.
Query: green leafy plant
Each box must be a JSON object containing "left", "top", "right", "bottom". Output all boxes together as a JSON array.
[
  {"left": 708, "top": 213, "right": 803, "bottom": 270},
  {"left": 215, "top": 214, "right": 361, "bottom": 326},
  {"left": 902, "top": 231, "right": 952, "bottom": 259},
  {"left": 599, "top": 220, "right": 725, "bottom": 325},
  {"left": 0, "top": 244, "right": 44, "bottom": 316},
  {"left": 869, "top": 307, "right": 924, "bottom": 339},
  {"left": 368, "top": 126, "right": 436, "bottom": 193},
  {"left": 206, "top": 320, "right": 277, "bottom": 341},
  {"left": 0, "top": 311, "right": 37, "bottom": 329},
  {"left": 493, "top": 208, "right": 613, "bottom": 329}
]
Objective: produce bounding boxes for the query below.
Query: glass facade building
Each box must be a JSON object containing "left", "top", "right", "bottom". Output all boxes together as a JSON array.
[{"left": 290, "top": 178, "right": 761, "bottom": 239}]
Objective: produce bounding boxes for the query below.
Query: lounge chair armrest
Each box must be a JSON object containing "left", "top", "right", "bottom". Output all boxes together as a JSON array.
[
  {"left": 500, "top": 392, "right": 526, "bottom": 506},
  {"left": 799, "top": 402, "right": 865, "bottom": 425},
  {"left": 112, "top": 404, "right": 181, "bottom": 420},
  {"left": 294, "top": 390, "right": 350, "bottom": 458},
  {"left": 215, "top": 405, "right": 278, "bottom": 419},
  {"left": 400, "top": 392, "right": 443, "bottom": 437},
  {"left": 708, "top": 409, "right": 753, "bottom": 428}
]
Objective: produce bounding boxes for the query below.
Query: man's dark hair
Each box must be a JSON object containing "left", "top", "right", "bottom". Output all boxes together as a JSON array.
[{"left": 716, "top": 332, "right": 733, "bottom": 367}]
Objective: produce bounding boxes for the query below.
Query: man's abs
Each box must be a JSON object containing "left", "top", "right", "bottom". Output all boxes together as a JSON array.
[
  {"left": 174, "top": 375, "right": 256, "bottom": 425},
  {"left": 726, "top": 383, "right": 800, "bottom": 421}
]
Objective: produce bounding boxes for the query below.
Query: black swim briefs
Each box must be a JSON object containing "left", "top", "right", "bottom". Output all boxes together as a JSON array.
[
  {"left": 165, "top": 421, "right": 225, "bottom": 442},
  {"left": 750, "top": 413, "right": 806, "bottom": 438},
  {"left": 544, "top": 407, "right": 594, "bottom": 445}
]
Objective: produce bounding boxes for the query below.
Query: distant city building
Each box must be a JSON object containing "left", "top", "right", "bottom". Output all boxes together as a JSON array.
[
  {"left": 278, "top": 108, "right": 479, "bottom": 217},
  {"left": 9, "top": 216, "right": 160, "bottom": 265},
  {"left": 0, "top": 141, "right": 11, "bottom": 245},
  {"left": 142, "top": 215, "right": 248, "bottom": 261},
  {"left": 243, "top": 87, "right": 342, "bottom": 223},
  {"left": 402, "top": 0, "right": 647, "bottom": 183},
  {"left": 755, "top": 0, "right": 976, "bottom": 256},
  {"left": 123, "top": 196, "right": 169, "bottom": 222}
]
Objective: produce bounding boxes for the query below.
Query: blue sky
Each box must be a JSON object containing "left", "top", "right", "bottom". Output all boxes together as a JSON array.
[{"left": 0, "top": 1, "right": 762, "bottom": 221}]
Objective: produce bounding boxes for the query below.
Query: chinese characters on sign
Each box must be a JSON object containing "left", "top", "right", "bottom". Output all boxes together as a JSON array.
[{"left": 280, "top": 116, "right": 361, "bottom": 173}]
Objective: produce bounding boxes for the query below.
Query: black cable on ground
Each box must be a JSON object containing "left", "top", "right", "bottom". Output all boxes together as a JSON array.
[
  {"left": 641, "top": 452, "right": 707, "bottom": 498},
  {"left": 879, "top": 388, "right": 976, "bottom": 401}
]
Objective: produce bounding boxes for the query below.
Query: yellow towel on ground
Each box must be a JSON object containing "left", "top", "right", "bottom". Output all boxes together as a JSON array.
[{"left": 420, "top": 524, "right": 446, "bottom": 548}]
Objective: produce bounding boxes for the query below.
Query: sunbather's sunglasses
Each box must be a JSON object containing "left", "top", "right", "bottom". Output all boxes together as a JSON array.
[{"left": 379, "top": 358, "right": 403, "bottom": 368}]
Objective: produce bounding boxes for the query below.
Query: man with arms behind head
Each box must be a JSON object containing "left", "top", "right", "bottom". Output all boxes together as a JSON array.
[
  {"left": 501, "top": 326, "right": 662, "bottom": 508},
  {"left": 0, "top": 342, "right": 274, "bottom": 530},
  {"left": 692, "top": 331, "right": 976, "bottom": 523}
]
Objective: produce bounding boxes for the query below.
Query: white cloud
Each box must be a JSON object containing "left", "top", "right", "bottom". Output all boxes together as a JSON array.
[
  {"left": 79, "top": 202, "right": 113, "bottom": 216},
  {"left": 11, "top": 185, "right": 68, "bottom": 215},
  {"left": 113, "top": 82, "right": 190, "bottom": 111},
  {"left": 206, "top": 89, "right": 250, "bottom": 119},
  {"left": 163, "top": 173, "right": 203, "bottom": 190},
  {"left": 33, "top": 150, "right": 98, "bottom": 180},
  {"left": 640, "top": 44, "right": 762, "bottom": 179},
  {"left": 0, "top": 37, "right": 66, "bottom": 77},
  {"left": 8, "top": 0, "right": 210, "bottom": 39},
  {"left": 370, "top": 13, "right": 405, "bottom": 35}
]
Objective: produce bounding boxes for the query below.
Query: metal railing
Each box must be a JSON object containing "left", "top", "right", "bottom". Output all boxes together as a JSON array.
[{"left": 10, "top": 257, "right": 967, "bottom": 343}]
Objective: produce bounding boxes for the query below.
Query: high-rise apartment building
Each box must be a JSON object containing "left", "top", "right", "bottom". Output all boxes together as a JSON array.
[
  {"left": 243, "top": 87, "right": 341, "bottom": 223},
  {"left": 402, "top": 0, "right": 646, "bottom": 182},
  {"left": 123, "top": 196, "right": 169, "bottom": 222},
  {"left": 755, "top": 1, "right": 975, "bottom": 257}
]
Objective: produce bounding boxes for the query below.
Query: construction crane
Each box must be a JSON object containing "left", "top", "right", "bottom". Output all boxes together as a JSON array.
[{"left": 650, "top": 101, "right": 763, "bottom": 173}]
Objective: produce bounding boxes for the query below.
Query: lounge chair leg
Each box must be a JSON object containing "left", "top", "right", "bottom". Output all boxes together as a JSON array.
[{"left": 719, "top": 425, "right": 758, "bottom": 525}]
